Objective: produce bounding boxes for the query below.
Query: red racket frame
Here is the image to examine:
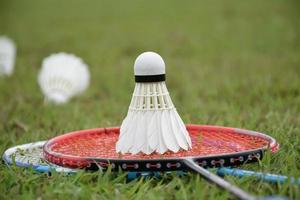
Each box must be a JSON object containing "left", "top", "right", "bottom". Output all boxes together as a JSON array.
[{"left": 43, "top": 124, "right": 278, "bottom": 171}]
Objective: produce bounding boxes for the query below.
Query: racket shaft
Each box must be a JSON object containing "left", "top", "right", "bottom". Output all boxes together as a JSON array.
[
  {"left": 217, "top": 168, "right": 300, "bottom": 186},
  {"left": 183, "top": 158, "right": 256, "bottom": 200}
]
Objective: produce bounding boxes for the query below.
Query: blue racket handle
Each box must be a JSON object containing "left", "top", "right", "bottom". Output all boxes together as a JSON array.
[
  {"left": 217, "top": 168, "right": 300, "bottom": 186},
  {"left": 128, "top": 169, "right": 300, "bottom": 186}
]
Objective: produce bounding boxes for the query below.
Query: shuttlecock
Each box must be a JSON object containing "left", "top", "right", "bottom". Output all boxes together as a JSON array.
[
  {"left": 0, "top": 36, "right": 16, "bottom": 76},
  {"left": 38, "top": 53, "right": 90, "bottom": 104},
  {"left": 116, "top": 51, "right": 192, "bottom": 155}
]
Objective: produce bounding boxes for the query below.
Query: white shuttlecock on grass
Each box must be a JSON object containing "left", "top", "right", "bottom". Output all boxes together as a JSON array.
[
  {"left": 38, "top": 53, "right": 90, "bottom": 104},
  {"left": 116, "top": 51, "right": 192, "bottom": 155},
  {"left": 0, "top": 36, "right": 16, "bottom": 76}
]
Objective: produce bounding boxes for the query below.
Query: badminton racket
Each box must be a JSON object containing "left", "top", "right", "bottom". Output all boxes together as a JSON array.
[
  {"left": 44, "top": 124, "right": 283, "bottom": 200},
  {"left": 3, "top": 141, "right": 296, "bottom": 186}
]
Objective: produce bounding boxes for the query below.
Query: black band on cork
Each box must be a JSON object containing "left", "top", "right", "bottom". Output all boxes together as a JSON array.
[{"left": 135, "top": 74, "right": 166, "bottom": 82}]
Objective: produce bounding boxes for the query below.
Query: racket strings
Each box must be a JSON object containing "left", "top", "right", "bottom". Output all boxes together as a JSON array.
[
  {"left": 46, "top": 126, "right": 270, "bottom": 159},
  {"left": 205, "top": 131, "right": 263, "bottom": 151},
  {"left": 12, "top": 146, "right": 45, "bottom": 165}
]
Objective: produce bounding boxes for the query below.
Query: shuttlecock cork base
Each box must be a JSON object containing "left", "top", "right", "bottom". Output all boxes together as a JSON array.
[{"left": 116, "top": 52, "right": 192, "bottom": 155}]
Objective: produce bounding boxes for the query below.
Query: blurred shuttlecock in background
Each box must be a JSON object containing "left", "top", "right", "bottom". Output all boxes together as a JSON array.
[
  {"left": 0, "top": 36, "right": 16, "bottom": 76},
  {"left": 38, "top": 53, "right": 90, "bottom": 104},
  {"left": 116, "top": 52, "right": 192, "bottom": 155}
]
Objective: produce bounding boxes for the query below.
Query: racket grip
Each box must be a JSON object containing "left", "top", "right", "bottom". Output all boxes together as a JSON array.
[{"left": 217, "top": 168, "right": 300, "bottom": 186}]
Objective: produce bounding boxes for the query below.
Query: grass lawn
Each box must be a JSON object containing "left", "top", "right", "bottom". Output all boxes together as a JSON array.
[{"left": 0, "top": 0, "right": 300, "bottom": 199}]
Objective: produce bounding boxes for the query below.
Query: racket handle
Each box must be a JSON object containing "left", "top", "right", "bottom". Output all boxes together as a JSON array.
[
  {"left": 183, "top": 158, "right": 256, "bottom": 200},
  {"left": 128, "top": 169, "right": 300, "bottom": 186},
  {"left": 217, "top": 168, "right": 300, "bottom": 186}
]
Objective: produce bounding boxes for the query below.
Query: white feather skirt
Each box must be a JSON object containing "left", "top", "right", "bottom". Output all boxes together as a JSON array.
[
  {"left": 38, "top": 53, "right": 90, "bottom": 104},
  {"left": 116, "top": 82, "right": 192, "bottom": 154}
]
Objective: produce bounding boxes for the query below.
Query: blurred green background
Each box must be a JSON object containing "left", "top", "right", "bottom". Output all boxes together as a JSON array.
[{"left": 0, "top": 0, "right": 299, "bottom": 199}]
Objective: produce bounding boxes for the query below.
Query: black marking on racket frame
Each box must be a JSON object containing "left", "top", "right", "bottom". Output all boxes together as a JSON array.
[{"left": 85, "top": 150, "right": 263, "bottom": 172}]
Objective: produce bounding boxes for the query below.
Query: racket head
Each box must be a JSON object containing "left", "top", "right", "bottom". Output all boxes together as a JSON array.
[
  {"left": 3, "top": 141, "right": 76, "bottom": 173},
  {"left": 43, "top": 124, "right": 279, "bottom": 171}
]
